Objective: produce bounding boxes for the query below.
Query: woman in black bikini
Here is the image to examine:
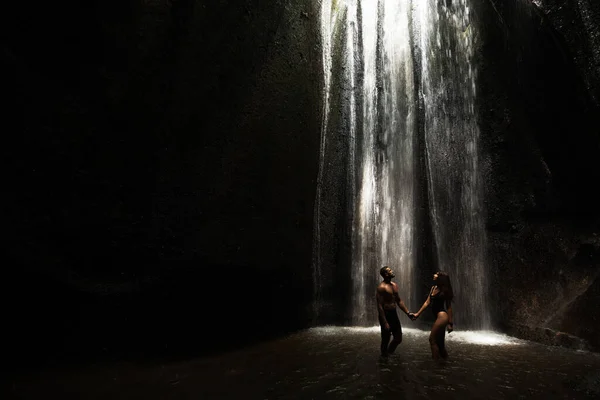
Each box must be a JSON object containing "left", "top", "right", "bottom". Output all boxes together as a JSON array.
[{"left": 412, "top": 271, "right": 454, "bottom": 359}]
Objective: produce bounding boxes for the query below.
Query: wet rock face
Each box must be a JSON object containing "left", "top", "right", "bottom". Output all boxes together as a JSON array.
[
  {"left": 4, "top": 0, "right": 600, "bottom": 364},
  {"left": 488, "top": 222, "right": 600, "bottom": 350},
  {"left": 474, "top": 0, "right": 600, "bottom": 350},
  {"left": 4, "top": 0, "right": 323, "bottom": 364},
  {"left": 532, "top": 0, "right": 600, "bottom": 104}
]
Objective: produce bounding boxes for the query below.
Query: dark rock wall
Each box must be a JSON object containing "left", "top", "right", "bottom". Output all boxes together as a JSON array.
[
  {"left": 3, "top": 0, "right": 600, "bottom": 369},
  {"left": 3, "top": 0, "right": 322, "bottom": 369},
  {"left": 536, "top": 0, "right": 600, "bottom": 106},
  {"left": 474, "top": 0, "right": 600, "bottom": 350}
]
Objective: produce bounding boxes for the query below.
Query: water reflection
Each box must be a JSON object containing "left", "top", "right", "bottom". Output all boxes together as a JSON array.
[
  {"left": 311, "top": 327, "right": 523, "bottom": 346},
  {"left": 10, "top": 327, "right": 600, "bottom": 399}
]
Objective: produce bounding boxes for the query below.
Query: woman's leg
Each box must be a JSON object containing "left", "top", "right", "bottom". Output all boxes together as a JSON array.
[
  {"left": 437, "top": 328, "right": 448, "bottom": 359},
  {"left": 429, "top": 312, "right": 449, "bottom": 359}
]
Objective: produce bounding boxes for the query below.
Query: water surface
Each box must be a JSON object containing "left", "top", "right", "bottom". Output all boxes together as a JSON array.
[{"left": 9, "top": 327, "right": 600, "bottom": 399}]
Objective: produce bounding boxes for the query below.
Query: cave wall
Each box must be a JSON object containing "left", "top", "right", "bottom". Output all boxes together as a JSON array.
[
  {"left": 3, "top": 0, "right": 322, "bottom": 368},
  {"left": 474, "top": 0, "right": 600, "bottom": 350},
  {"left": 4, "top": 0, "right": 600, "bottom": 369}
]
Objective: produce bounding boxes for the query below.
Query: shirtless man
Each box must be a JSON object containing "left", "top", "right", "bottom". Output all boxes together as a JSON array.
[{"left": 376, "top": 266, "right": 414, "bottom": 356}]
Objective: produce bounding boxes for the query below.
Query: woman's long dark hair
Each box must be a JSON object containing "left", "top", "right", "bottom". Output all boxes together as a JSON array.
[{"left": 436, "top": 271, "right": 454, "bottom": 302}]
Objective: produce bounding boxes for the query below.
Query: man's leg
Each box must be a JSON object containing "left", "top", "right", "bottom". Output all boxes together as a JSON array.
[
  {"left": 380, "top": 326, "right": 391, "bottom": 356},
  {"left": 388, "top": 326, "right": 403, "bottom": 354}
]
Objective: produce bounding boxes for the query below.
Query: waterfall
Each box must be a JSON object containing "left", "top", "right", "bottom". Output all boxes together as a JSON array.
[
  {"left": 356, "top": 0, "right": 417, "bottom": 325},
  {"left": 315, "top": 0, "right": 489, "bottom": 329},
  {"left": 415, "top": 0, "right": 489, "bottom": 329}
]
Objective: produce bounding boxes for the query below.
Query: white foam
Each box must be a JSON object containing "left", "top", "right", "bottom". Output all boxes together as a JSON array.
[
  {"left": 309, "top": 325, "right": 382, "bottom": 335},
  {"left": 446, "top": 330, "right": 524, "bottom": 346},
  {"left": 308, "top": 326, "right": 523, "bottom": 346}
]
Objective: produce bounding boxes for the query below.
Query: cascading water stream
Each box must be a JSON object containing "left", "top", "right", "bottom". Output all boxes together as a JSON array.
[
  {"left": 415, "top": 0, "right": 490, "bottom": 329},
  {"left": 362, "top": 0, "right": 417, "bottom": 325},
  {"left": 315, "top": 0, "right": 490, "bottom": 329}
]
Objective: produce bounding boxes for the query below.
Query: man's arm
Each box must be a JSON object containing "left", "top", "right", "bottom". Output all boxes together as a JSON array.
[
  {"left": 376, "top": 288, "right": 389, "bottom": 329},
  {"left": 398, "top": 298, "right": 412, "bottom": 316},
  {"left": 393, "top": 284, "right": 411, "bottom": 316}
]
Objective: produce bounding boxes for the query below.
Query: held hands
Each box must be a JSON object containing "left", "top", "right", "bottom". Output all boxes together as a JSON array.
[{"left": 408, "top": 312, "right": 418, "bottom": 321}]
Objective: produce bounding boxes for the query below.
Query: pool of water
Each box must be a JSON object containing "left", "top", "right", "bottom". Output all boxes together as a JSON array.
[{"left": 8, "top": 327, "right": 600, "bottom": 399}]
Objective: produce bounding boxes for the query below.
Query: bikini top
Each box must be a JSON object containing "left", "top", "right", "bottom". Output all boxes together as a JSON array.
[{"left": 429, "top": 286, "right": 447, "bottom": 315}]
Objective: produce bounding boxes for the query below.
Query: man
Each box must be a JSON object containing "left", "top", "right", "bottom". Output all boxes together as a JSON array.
[{"left": 376, "top": 266, "right": 414, "bottom": 356}]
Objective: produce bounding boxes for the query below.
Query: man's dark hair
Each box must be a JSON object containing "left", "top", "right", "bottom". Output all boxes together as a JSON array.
[{"left": 380, "top": 266, "right": 390, "bottom": 277}]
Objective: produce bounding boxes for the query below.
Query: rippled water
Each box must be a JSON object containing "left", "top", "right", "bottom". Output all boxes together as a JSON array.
[{"left": 10, "top": 328, "right": 600, "bottom": 399}]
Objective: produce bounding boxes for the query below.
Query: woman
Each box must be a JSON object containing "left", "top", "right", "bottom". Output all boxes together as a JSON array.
[{"left": 412, "top": 271, "right": 454, "bottom": 359}]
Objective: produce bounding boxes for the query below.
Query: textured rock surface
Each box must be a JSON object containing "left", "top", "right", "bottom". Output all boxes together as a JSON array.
[
  {"left": 3, "top": 0, "right": 322, "bottom": 367},
  {"left": 533, "top": 0, "right": 600, "bottom": 105},
  {"left": 3, "top": 0, "right": 600, "bottom": 370},
  {"left": 475, "top": 0, "right": 600, "bottom": 350}
]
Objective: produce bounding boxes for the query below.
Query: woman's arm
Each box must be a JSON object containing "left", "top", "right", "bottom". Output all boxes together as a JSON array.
[{"left": 413, "top": 287, "right": 433, "bottom": 319}]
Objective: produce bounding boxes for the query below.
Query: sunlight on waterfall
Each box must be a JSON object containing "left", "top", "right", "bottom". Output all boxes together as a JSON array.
[
  {"left": 319, "top": 0, "right": 417, "bottom": 326},
  {"left": 315, "top": 0, "right": 490, "bottom": 329}
]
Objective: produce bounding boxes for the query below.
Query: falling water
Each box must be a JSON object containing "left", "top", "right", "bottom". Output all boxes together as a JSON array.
[
  {"left": 354, "top": 0, "right": 417, "bottom": 325},
  {"left": 317, "top": 0, "right": 417, "bottom": 326},
  {"left": 415, "top": 0, "right": 490, "bottom": 329},
  {"left": 315, "top": 0, "right": 490, "bottom": 329}
]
